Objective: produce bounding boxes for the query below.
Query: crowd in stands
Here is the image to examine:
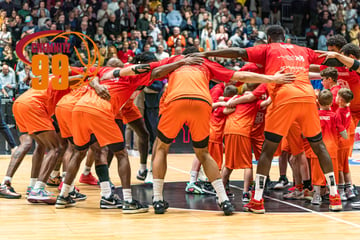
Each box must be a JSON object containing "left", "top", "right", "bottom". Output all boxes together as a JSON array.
[{"left": 0, "top": 0, "right": 359, "bottom": 97}]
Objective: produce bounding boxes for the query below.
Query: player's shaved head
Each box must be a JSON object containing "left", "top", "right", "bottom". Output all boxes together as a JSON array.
[
  {"left": 318, "top": 89, "right": 333, "bottom": 106},
  {"left": 224, "top": 85, "right": 238, "bottom": 97},
  {"left": 106, "top": 58, "right": 124, "bottom": 67},
  {"left": 132, "top": 52, "right": 157, "bottom": 64},
  {"left": 182, "top": 46, "right": 199, "bottom": 55},
  {"left": 266, "top": 25, "right": 285, "bottom": 42}
]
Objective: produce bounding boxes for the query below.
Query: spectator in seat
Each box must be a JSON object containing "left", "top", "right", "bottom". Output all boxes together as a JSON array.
[
  {"left": 181, "top": 10, "right": 197, "bottom": 39},
  {"left": 104, "top": 13, "right": 121, "bottom": 43},
  {"left": 0, "top": 64, "right": 16, "bottom": 98},
  {"left": 17, "top": 64, "right": 32, "bottom": 95},
  {"left": 154, "top": 44, "right": 169, "bottom": 60},
  {"left": 167, "top": 27, "right": 185, "bottom": 55},
  {"left": 166, "top": 3, "right": 182, "bottom": 29},
  {"left": 117, "top": 41, "right": 134, "bottom": 63}
]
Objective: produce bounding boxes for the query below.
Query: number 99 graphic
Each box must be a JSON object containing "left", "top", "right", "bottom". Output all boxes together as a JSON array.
[
  {"left": 31, "top": 55, "right": 69, "bottom": 90},
  {"left": 16, "top": 30, "right": 100, "bottom": 90}
]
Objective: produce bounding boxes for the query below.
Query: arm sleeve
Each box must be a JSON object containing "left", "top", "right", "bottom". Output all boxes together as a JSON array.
[
  {"left": 309, "top": 48, "right": 326, "bottom": 65},
  {"left": 204, "top": 59, "right": 235, "bottom": 82},
  {"left": 335, "top": 113, "right": 346, "bottom": 133},
  {"left": 252, "top": 83, "right": 268, "bottom": 99},
  {"left": 244, "top": 45, "right": 267, "bottom": 66}
]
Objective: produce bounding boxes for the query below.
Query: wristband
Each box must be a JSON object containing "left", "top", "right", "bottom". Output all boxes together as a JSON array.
[
  {"left": 113, "top": 69, "right": 120, "bottom": 77},
  {"left": 350, "top": 60, "right": 360, "bottom": 71}
]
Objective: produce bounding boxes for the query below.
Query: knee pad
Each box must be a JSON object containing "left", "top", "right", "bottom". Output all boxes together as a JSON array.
[
  {"left": 307, "top": 133, "right": 322, "bottom": 143},
  {"left": 107, "top": 142, "right": 125, "bottom": 152},
  {"left": 264, "top": 131, "right": 283, "bottom": 143}
]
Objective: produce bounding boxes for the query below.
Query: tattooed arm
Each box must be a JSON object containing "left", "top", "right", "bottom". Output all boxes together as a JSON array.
[{"left": 100, "top": 64, "right": 151, "bottom": 80}]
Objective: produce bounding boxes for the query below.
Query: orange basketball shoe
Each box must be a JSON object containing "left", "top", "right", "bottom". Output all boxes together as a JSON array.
[
  {"left": 329, "top": 194, "right": 343, "bottom": 211},
  {"left": 243, "top": 198, "right": 265, "bottom": 214}
]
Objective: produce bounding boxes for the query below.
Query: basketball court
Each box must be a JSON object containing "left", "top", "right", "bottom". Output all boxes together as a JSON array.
[{"left": 1, "top": 153, "right": 360, "bottom": 239}]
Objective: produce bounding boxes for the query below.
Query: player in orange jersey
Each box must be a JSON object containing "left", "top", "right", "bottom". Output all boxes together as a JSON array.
[
  {"left": 10, "top": 74, "right": 81, "bottom": 204},
  {"left": 57, "top": 53, "right": 206, "bottom": 213},
  {"left": 197, "top": 25, "right": 343, "bottom": 213},
  {"left": 311, "top": 90, "right": 348, "bottom": 205},
  {"left": 150, "top": 46, "right": 295, "bottom": 215}
]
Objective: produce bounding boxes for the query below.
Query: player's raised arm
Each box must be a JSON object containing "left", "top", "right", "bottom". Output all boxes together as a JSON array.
[
  {"left": 188, "top": 47, "right": 248, "bottom": 59},
  {"left": 317, "top": 51, "right": 360, "bottom": 73},
  {"left": 150, "top": 56, "right": 204, "bottom": 80},
  {"left": 230, "top": 69, "right": 296, "bottom": 84}
]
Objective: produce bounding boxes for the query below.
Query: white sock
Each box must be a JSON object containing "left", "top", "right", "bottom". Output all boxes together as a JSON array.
[
  {"left": 50, "top": 170, "right": 60, "bottom": 178},
  {"left": 2, "top": 176, "right": 12, "bottom": 185},
  {"left": 211, "top": 178, "right": 229, "bottom": 203},
  {"left": 60, "top": 183, "right": 71, "bottom": 197},
  {"left": 29, "top": 178, "right": 37, "bottom": 187},
  {"left": 325, "top": 172, "right": 337, "bottom": 196},
  {"left": 190, "top": 171, "right": 199, "bottom": 184},
  {"left": 314, "top": 185, "right": 320, "bottom": 194},
  {"left": 34, "top": 181, "right": 46, "bottom": 190},
  {"left": 254, "top": 174, "right": 267, "bottom": 201},
  {"left": 62, "top": 172, "right": 66, "bottom": 182},
  {"left": 140, "top": 164, "right": 147, "bottom": 172},
  {"left": 100, "top": 181, "right": 112, "bottom": 198},
  {"left": 123, "top": 188, "right": 132, "bottom": 202},
  {"left": 83, "top": 166, "right": 91, "bottom": 176},
  {"left": 153, "top": 179, "right": 164, "bottom": 202},
  {"left": 70, "top": 180, "right": 75, "bottom": 192}
]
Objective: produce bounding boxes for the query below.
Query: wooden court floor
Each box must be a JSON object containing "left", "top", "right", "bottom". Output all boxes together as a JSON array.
[{"left": 1, "top": 154, "right": 360, "bottom": 240}]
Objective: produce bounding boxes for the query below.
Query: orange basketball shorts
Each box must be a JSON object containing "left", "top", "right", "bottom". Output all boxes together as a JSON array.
[
  {"left": 55, "top": 106, "right": 73, "bottom": 139},
  {"left": 265, "top": 102, "right": 321, "bottom": 138},
  {"left": 13, "top": 101, "right": 54, "bottom": 134},
  {"left": 208, "top": 141, "right": 223, "bottom": 169},
  {"left": 121, "top": 102, "right": 142, "bottom": 124},
  {"left": 72, "top": 107, "right": 124, "bottom": 149},
  {"left": 224, "top": 134, "right": 252, "bottom": 169},
  {"left": 157, "top": 99, "right": 211, "bottom": 148}
]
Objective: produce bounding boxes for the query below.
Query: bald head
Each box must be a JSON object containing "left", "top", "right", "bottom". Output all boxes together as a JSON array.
[{"left": 106, "top": 58, "right": 124, "bottom": 68}]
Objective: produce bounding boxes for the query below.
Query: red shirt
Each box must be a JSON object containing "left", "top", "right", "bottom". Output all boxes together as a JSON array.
[
  {"left": 240, "top": 62, "right": 264, "bottom": 74},
  {"left": 209, "top": 83, "right": 226, "bottom": 143},
  {"left": 245, "top": 43, "right": 324, "bottom": 106},
  {"left": 319, "top": 109, "right": 344, "bottom": 157},
  {"left": 117, "top": 49, "right": 135, "bottom": 63},
  {"left": 224, "top": 98, "right": 261, "bottom": 137},
  {"left": 321, "top": 65, "right": 360, "bottom": 114},
  {"left": 330, "top": 85, "right": 341, "bottom": 112},
  {"left": 336, "top": 106, "right": 351, "bottom": 149},
  {"left": 75, "top": 62, "right": 160, "bottom": 118},
  {"left": 250, "top": 83, "right": 268, "bottom": 139}
]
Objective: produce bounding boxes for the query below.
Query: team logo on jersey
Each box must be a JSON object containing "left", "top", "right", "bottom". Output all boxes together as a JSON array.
[
  {"left": 16, "top": 30, "right": 100, "bottom": 90},
  {"left": 277, "top": 55, "right": 305, "bottom": 62}
]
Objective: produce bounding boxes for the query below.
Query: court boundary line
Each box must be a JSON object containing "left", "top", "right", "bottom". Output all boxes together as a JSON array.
[{"left": 168, "top": 164, "right": 360, "bottom": 228}]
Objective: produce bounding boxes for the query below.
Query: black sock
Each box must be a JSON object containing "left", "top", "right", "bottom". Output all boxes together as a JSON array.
[
  {"left": 95, "top": 164, "right": 110, "bottom": 182},
  {"left": 303, "top": 180, "right": 312, "bottom": 191},
  {"left": 280, "top": 175, "right": 288, "bottom": 181}
]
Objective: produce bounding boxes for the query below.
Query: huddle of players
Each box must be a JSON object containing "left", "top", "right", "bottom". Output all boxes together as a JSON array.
[
  {"left": 184, "top": 33, "right": 360, "bottom": 212},
  {"left": 2, "top": 25, "right": 360, "bottom": 215},
  {"left": 0, "top": 37, "right": 296, "bottom": 216}
]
